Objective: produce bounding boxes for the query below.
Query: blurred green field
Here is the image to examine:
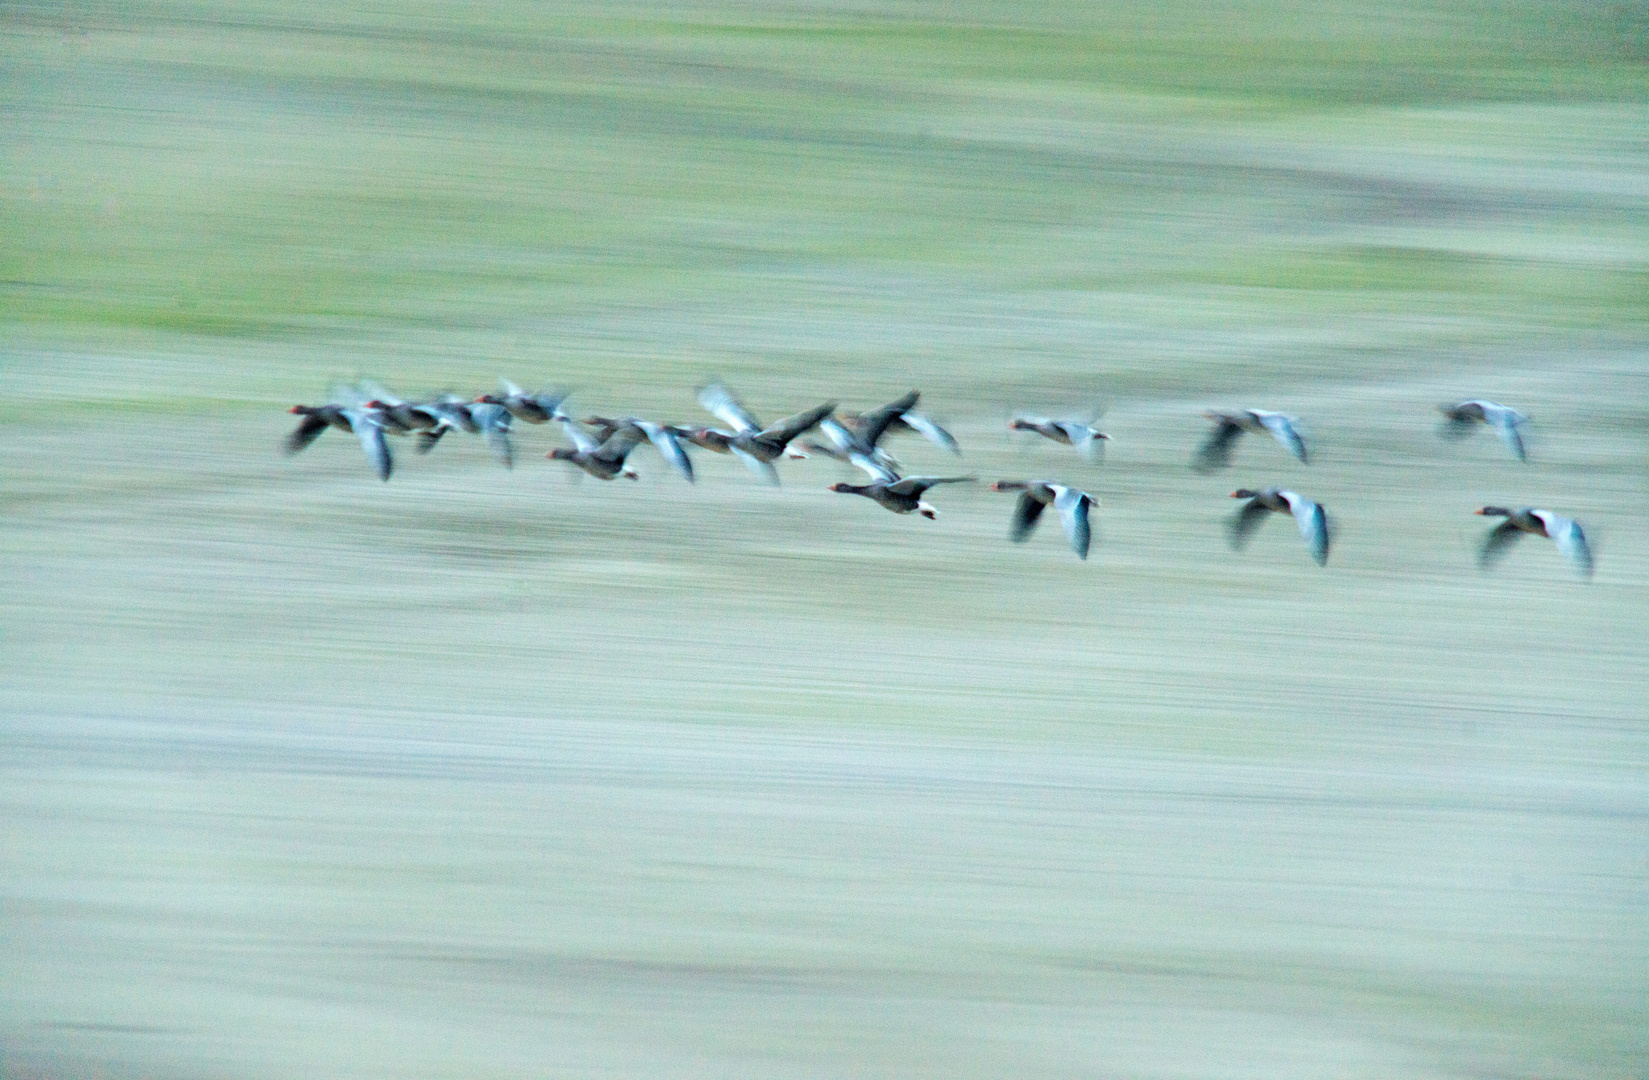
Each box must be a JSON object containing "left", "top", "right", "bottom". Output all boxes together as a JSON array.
[{"left": 3, "top": 2, "right": 1647, "bottom": 1078}]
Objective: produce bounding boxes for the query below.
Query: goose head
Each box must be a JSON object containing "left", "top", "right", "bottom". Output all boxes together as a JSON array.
[
  {"left": 547, "top": 448, "right": 576, "bottom": 462},
  {"left": 1475, "top": 506, "right": 1511, "bottom": 517},
  {"left": 1230, "top": 489, "right": 1259, "bottom": 499},
  {"left": 918, "top": 501, "right": 938, "bottom": 520}
]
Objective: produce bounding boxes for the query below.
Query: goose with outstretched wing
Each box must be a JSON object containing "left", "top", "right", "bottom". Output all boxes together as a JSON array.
[
  {"left": 1194, "top": 410, "right": 1308, "bottom": 472},
  {"left": 1226, "top": 487, "right": 1329, "bottom": 566},
  {"left": 991, "top": 480, "right": 1099, "bottom": 560},
  {"left": 1440, "top": 400, "right": 1528, "bottom": 461},
  {"left": 1476, "top": 506, "right": 1592, "bottom": 577}
]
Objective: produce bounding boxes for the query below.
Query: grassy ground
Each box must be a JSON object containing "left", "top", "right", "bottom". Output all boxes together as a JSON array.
[{"left": 3, "top": 3, "right": 1647, "bottom": 1077}]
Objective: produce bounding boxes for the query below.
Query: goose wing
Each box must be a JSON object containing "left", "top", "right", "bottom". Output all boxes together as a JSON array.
[
  {"left": 1438, "top": 413, "right": 1476, "bottom": 440},
  {"left": 853, "top": 390, "right": 921, "bottom": 448},
  {"left": 1192, "top": 417, "right": 1243, "bottom": 472},
  {"left": 1052, "top": 485, "right": 1093, "bottom": 560},
  {"left": 1537, "top": 512, "right": 1593, "bottom": 577},
  {"left": 285, "top": 411, "right": 331, "bottom": 454},
  {"left": 900, "top": 411, "right": 960, "bottom": 454},
  {"left": 1010, "top": 489, "right": 1048, "bottom": 542},
  {"left": 592, "top": 424, "right": 646, "bottom": 464},
  {"left": 632, "top": 419, "right": 694, "bottom": 483},
  {"left": 556, "top": 417, "right": 601, "bottom": 455},
  {"left": 531, "top": 390, "right": 571, "bottom": 423},
  {"left": 1482, "top": 403, "right": 1527, "bottom": 462},
  {"left": 758, "top": 400, "right": 837, "bottom": 446},
  {"left": 1226, "top": 495, "right": 1273, "bottom": 551},
  {"left": 1280, "top": 490, "right": 1329, "bottom": 565},
  {"left": 473, "top": 403, "right": 513, "bottom": 468},
  {"left": 415, "top": 422, "right": 450, "bottom": 454},
  {"left": 850, "top": 453, "right": 899, "bottom": 483},
  {"left": 1478, "top": 520, "right": 1525, "bottom": 569},
  {"left": 1256, "top": 412, "right": 1308, "bottom": 464},
  {"left": 885, "top": 474, "right": 974, "bottom": 497},
  {"left": 698, "top": 384, "right": 760, "bottom": 434},
  {"left": 816, "top": 417, "right": 860, "bottom": 453},
  {"left": 730, "top": 444, "right": 780, "bottom": 485},
  {"left": 433, "top": 395, "right": 481, "bottom": 433},
  {"left": 1059, "top": 422, "right": 1105, "bottom": 460},
  {"left": 346, "top": 409, "right": 392, "bottom": 481}
]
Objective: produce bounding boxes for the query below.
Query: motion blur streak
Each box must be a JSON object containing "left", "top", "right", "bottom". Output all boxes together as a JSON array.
[{"left": 3, "top": 1, "right": 1647, "bottom": 1078}]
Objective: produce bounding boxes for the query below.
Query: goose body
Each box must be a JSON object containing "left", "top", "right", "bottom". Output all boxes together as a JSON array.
[
  {"left": 547, "top": 418, "right": 646, "bottom": 480},
  {"left": 694, "top": 384, "right": 836, "bottom": 483},
  {"left": 829, "top": 458, "right": 975, "bottom": 519},
  {"left": 579, "top": 417, "right": 695, "bottom": 483},
  {"left": 1009, "top": 413, "right": 1110, "bottom": 459},
  {"left": 286, "top": 402, "right": 394, "bottom": 481},
  {"left": 1440, "top": 400, "right": 1528, "bottom": 461},
  {"left": 477, "top": 379, "right": 568, "bottom": 424},
  {"left": 1195, "top": 410, "right": 1307, "bottom": 471},
  {"left": 991, "top": 480, "right": 1098, "bottom": 559},
  {"left": 1476, "top": 507, "right": 1592, "bottom": 577},
  {"left": 1227, "top": 487, "right": 1329, "bottom": 565}
]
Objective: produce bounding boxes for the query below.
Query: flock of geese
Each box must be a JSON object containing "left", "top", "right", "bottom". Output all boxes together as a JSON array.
[{"left": 285, "top": 381, "right": 1594, "bottom": 576}]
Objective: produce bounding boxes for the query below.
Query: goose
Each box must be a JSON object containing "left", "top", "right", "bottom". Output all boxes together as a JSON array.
[
  {"left": 285, "top": 402, "right": 393, "bottom": 481},
  {"left": 1440, "top": 400, "right": 1528, "bottom": 461},
  {"left": 1476, "top": 507, "right": 1593, "bottom": 577},
  {"left": 1227, "top": 488, "right": 1330, "bottom": 566},
  {"left": 476, "top": 379, "right": 569, "bottom": 424},
  {"left": 693, "top": 384, "right": 837, "bottom": 483},
  {"left": 829, "top": 456, "right": 975, "bottom": 519},
  {"left": 574, "top": 416, "right": 694, "bottom": 483},
  {"left": 1194, "top": 410, "right": 1308, "bottom": 471},
  {"left": 990, "top": 480, "right": 1098, "bottom": 559},
  {"left": 546, "top": 418, "right": 647, "bottom": 480},
  {"left": 1008, "top": 411, "right": 1110, "bottom": 459}
]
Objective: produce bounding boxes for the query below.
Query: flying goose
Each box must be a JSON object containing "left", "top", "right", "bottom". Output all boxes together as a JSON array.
[
  {"left": 1476, "top": 507, "right": 1592, "bottom": 577},
  {"left": 693, "top": 384, "right": 837, "bottom": 483},
  {"left": 1440, "top": 400, "right": 1528, "bottom": 461},
  {"left": 829, "top": 456, "right": 975, "bottom": 519},
  {"left": 285, "top": 402, "right": 394, "bottom": 481},
  {"left": 580, "top": 416, "right": 695, "bottom": 483},
  {"left": 1008, "top": 410, "right": 1110, "bottom": 459},
  {"left": 476, "top": 379, "right": 569, "bottom": 425},
  {"left": 546, "top": 418, "right": 647, "bottom": 480},
  {"left": 1227, "top": 488, "right": 1330, "bottom": 566},
  {"left": 1194, "top": 410, "right": 1308, "bottom": 472},
  {"left": 990, "top": 480, "right": 1098, "bottom": 559}
]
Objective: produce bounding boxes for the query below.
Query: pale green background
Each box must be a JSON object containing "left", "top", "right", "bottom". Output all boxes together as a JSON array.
[{"left": 3, "top": 2, "right": 1646, "bottom": 1077}]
